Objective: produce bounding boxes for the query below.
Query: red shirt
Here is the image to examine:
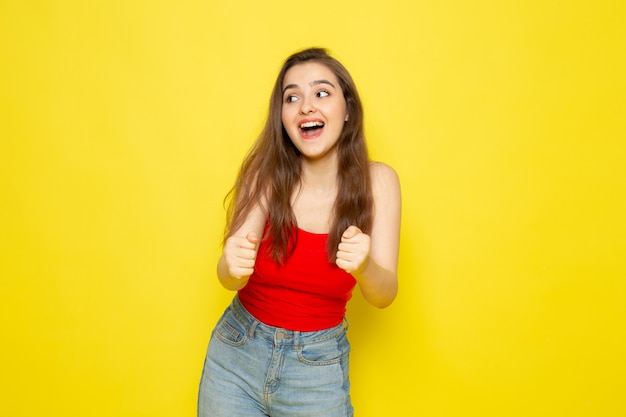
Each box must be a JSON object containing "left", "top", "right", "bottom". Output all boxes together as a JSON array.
[{"left": 238, "top": 228, "right": 357, "bottom": 331}]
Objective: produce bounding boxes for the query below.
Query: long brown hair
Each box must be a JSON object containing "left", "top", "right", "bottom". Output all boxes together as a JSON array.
[{"left": 224, "top": 47, "right": 373, "bottom": 264}]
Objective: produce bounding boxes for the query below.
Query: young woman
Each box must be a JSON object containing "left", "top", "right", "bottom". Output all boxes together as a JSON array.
[{"left": 198, "top": 47, "right": 401, "bottom": 417}]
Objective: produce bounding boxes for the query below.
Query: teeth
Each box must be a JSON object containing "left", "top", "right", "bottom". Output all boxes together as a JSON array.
[{"left": 300, "top": 121, "right": 324, "bottom": 128}]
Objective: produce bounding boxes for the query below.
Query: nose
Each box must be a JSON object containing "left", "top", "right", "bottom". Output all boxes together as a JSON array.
[{"left": 298, "top": 96, "right": 316, "bottom": 115}]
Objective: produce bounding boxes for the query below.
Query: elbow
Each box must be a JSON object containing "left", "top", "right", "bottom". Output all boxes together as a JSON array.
[
  {"left": 372, "top": 293, "right": 397, "bottom": 309},
  {"left": 363, "top": 285, "right": 398, "bottom": 309},
  {"left": 356, "top": 266, "right": 398, "bottom": 308}
]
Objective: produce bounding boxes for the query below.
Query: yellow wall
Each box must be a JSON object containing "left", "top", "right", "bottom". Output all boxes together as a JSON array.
[{"left": 1, "top": 1, "right": 625, "bottom": 416}]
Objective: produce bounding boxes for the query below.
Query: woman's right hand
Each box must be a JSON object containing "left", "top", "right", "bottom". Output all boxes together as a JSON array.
[{"left": 223, "top": 232, "right": 259, "bottom": 280}]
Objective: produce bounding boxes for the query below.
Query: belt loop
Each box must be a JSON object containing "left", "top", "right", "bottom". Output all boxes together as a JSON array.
[
  {"left": 293, "top": 331, "right": 301, "bottom": 347},
  {"left": 248, "top": 320, "right": 260, "bottom": 339},
  {"left": 343, "top": 317, "right": 349, "bottom": 331}
]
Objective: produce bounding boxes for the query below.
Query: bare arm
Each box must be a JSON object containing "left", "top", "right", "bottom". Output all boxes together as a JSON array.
[
  {"left": 217, "top": 203, "right": 267, "bottom": 291},
  {"left": 336, "top": 162, "right": 401, "bottom": 308}
]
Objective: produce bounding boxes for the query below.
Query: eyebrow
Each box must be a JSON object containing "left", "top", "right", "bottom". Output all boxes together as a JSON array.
[{"left": 282, "top": 79, "right": 337, "bottom": 95}]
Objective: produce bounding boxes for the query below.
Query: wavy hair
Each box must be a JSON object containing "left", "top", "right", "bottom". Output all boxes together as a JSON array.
[{"left": 224, "top": 47, "right": 373, "bottom": 264}]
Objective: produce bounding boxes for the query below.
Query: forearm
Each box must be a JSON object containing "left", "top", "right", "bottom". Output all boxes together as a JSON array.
[
  {"left": 217, "top": 255, "right": 249, "bottom": 291},
  {"left": 352, "top": 256, "right": 398, "bottom": 308}
]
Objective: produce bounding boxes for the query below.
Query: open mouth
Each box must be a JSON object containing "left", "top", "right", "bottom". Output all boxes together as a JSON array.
[{"left": 299, "top": 121, "right": 325, "bottom": 138}]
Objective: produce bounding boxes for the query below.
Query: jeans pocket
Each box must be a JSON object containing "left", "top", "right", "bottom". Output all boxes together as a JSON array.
[
  {"left": 214, "top": 313, "right": 248, "bottom": 347},
  {"left": 297, "top": 337, "right": 342, "bottom": 366}
]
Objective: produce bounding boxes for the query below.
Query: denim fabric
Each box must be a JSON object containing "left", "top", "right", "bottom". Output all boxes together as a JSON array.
[{"left": 198, "top": 295, "right": 353, "bottom": 417}]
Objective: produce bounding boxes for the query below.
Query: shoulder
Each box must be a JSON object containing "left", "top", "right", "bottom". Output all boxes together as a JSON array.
[{"left": 369, "top": 161, "right": 400, "bottom": 194}]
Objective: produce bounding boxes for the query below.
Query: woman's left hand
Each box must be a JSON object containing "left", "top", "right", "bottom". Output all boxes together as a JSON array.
[{"left": 336, "top": 225, "right": 371, "bottom": 274}]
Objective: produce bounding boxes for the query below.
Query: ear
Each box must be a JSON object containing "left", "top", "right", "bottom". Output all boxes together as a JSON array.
[{"left": 345, "top": 113, "right": 349, "bottom": 122}]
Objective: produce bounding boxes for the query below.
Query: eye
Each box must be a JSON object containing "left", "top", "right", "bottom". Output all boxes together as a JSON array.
[
  {"left": 285, "top": 95, "right": 298, "bottom": 103},
  {"left": 317, "top": 90, "right": 330, "bottom": 98}
]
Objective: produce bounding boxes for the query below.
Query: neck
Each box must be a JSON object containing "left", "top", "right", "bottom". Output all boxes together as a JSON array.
[{"left": 300, "top": 153, "right": 338, "bottom": 191}]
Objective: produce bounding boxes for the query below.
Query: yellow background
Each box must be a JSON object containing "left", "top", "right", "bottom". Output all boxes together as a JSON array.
[{"left": 1, "top": 0, "right": 625, "bottom": 416}]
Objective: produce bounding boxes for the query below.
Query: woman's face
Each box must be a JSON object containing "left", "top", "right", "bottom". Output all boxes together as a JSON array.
[{"left": 281, "top": 62, "right": 348, "bottom": 161}]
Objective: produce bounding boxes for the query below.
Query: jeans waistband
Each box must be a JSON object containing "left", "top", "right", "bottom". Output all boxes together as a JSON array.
[{"left": 230, "top": 295, "right": 348, "bottom": 346}]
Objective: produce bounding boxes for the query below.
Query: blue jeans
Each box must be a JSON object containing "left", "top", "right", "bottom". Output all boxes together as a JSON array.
[{"left": 198, "top": 295, "right": 353, "bottom": 417}]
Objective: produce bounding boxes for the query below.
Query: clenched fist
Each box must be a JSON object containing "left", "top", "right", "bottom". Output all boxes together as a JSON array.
[
  {"left": 223, "top": 232, "right": 259, "bottom": 279},
  {"left": 335, "top": 226, "right": 371, "bottom": 274}
]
